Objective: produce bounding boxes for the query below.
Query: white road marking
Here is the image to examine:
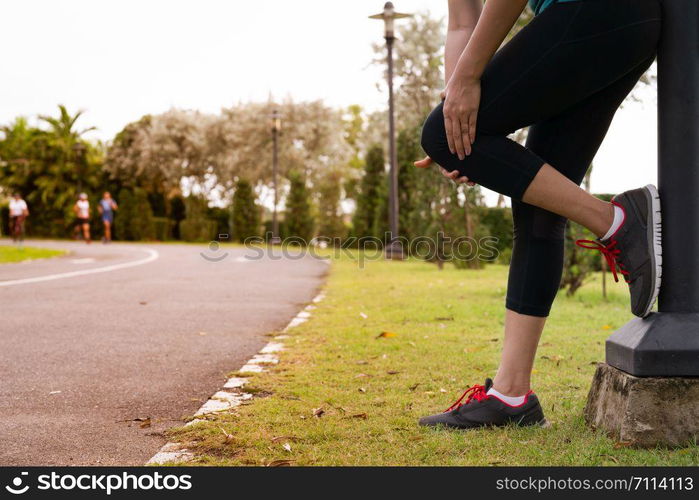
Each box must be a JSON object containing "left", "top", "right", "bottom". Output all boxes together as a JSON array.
[
  {"left": 70, "top": 258, "right": 95, "bottom": 264},
  {"left": 0, "top": 248, "right": 159, "bottom": 287}
]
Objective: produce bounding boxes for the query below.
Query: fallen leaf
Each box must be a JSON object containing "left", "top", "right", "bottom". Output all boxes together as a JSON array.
[
  {"left": 360, "top": 312, "right": 368, "bottom": 319},
  {"left": 463, "top": 346, "right": 484, "bottom": 354},
  {"left": 356, "top": 360, "right": 369, "bottom": 365},
  {"left": 49, "top": 390, "right": 62, "bottom": 395},
  {"left": 613, "top": 441, "right": 633, "bottom": 449},
  {"left": 602, "top": 325, "right": 612, "bottom": 330},
  {"left": 348, "top": 413, "right": 367, "bottom": 419},
  {"left": 387, "top": 370, "right": 400, "bottom": 375},
  {"left": 408, "top": 341, "right": 416, "bottom": 347},
  {"left": 439, "top": 388, "right": 447, "bottom": 393},
  {"left": 434, "top": 316, "right": 454, "bottom": 321},
  {"left": 312, "top": 407, "right": 325, "bottom": 417},
  {"left": 355, "top": 373, "right": 369, "bottom": 378},
  {"left": 219, "top": 427, "right": 234, "bottom": 442},
  {"left": 376, "top": 331, "right": 398, "bottom": 339},
  {"left": 139, "top": 301, "right": 147, "bottom": 305},
  {"left": 139, "top": 418, "right": 151, "bottom": 429},
  {"left": 267, "top": 459, "right": 293, "bottom": 467},
  {"left": 409, "top": 383, "right": 420, "bottom": 391},
  {"left": 282, "top": 443, "right": 292, "bottom": 452},
  {"left": 358, "top": 387, "right": 367, "bottom": 393}
]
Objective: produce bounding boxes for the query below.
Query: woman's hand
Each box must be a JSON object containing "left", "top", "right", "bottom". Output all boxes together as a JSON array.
[
  {"left": 442, "top": 77, "right": 481, "bottom": 160},
  {"left": 413, "top": 156, "right": 476, "bottom": 186}
]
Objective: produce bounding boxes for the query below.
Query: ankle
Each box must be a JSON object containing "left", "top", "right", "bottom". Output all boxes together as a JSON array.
[
  {"left": 491, "top": 378, "right": 530, "bottom": 397},
  {"left": 592, "top": 202, "right": 616, "bottom": 238}
]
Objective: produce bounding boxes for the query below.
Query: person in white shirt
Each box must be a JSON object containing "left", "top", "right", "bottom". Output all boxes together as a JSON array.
[
  {"left": 8, "top": 193, "right": 29, "bottom": 242},
  {"left": 73, "top": 193, "right": 91, "bottom": 244}
]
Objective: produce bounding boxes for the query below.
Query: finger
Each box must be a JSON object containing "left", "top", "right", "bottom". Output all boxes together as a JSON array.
[
  {"left": 444, "top": 117, "right": 455, "bottom": 155},
  {"left": 413, "top": 156, "right": 433, "bottom": 168},
  {"left": 458, "top": 177, "right": 469, "bottom": 184},
  {"left": 452, "top": 119, "right": 466, "bottom": 160},
  {"left": 447, "top": 170, "right": 460, "bottom": 180},
  {"left": 468, "top": 113, "right": 477, "bottom": 146},
  {"left": 462, "top": 120, "right": 471, "bottom": 156},
  {"left": 467, "top": 181, "right": 476, "bottom": 186}
]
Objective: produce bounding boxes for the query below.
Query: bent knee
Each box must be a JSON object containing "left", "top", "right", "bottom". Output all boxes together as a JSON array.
[{"left": 420, "top": 102, "right": 448, "bottom": 159}]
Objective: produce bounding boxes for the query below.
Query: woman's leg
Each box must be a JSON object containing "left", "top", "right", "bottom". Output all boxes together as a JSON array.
[
  {"left": 494, "top": 56, "right": 656, "bottom": 396},
  {"left": 419, "top": 0, "right": 661, "bottom": 419}
]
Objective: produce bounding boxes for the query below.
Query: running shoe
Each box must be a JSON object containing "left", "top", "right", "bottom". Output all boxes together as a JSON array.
[
  {"left": 576, "top": 184, "right": 662, "bottom": 317},
  {"left": 418, "top": 378, "right": 547, "bottom": 429}
]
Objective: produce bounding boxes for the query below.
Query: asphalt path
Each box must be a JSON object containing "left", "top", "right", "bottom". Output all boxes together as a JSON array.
[{"left": 0, "top": 239, "right": 327, "bottom": 465}]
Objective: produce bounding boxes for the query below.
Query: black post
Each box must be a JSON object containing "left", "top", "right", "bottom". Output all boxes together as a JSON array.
[
  {"left": 606, "top": 0, "right": 699, "bottom": 376},
  {"left": 271, "top": 110, "right": 281, "bottom": 245},
  {"left": 385, "top": 33, "right": 402, "bottom": 259}
]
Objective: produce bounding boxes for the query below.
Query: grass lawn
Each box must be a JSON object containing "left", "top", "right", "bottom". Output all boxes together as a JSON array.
[
  {"left": 168, "top": 255, "right": 699, "bottom": 466},
  {"left": 0, "top": 245, "right": 65, "bottom": 264}
]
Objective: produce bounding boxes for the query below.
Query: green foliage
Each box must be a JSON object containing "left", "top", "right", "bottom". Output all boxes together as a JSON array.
[
  {"left": 230, "top": 179, "right": 260, "bottom": 242},
  {"left": 561, "top": 221, "right": 599, "bottom": 296},
  {"left": 478, "top": 206, "right": 514, "bottom": 264},
  {"left": 352, "top": 144, "right": 386, "bottom": 240},
  {"left": 0, "top": 108, "right": 105, "bottom": 237},
  {"left": 316, "top": 169, "right": 347, "bottom": 241},
  {"left": 114, "top": 188, "right": 156, "bottom": 241},
  {"left": 152, "top": 216, "right": 172, "bottom": 241},
  {"left": 114, "top": 188, "right": 155, "bottom": 241},
  {"left": 285, "top": 170, "right": 314, "bottom": 243},
  {"left": 179, "top": 196, "right": 217, "bottom": 242},
  {"left": 179, "top": 218, "right": 218, "bottom": 242}
]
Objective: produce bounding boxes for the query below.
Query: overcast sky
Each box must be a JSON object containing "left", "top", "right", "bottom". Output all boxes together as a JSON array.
[{"left": 0, "top": 0, "right": 657, "bottom": 199}]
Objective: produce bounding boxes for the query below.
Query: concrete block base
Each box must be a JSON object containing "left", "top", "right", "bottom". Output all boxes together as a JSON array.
[{"left": 584, "top": 363, "right": 699, "bottom": 447}]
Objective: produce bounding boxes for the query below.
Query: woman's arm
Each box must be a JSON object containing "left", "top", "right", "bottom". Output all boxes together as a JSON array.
[
  {"left": 445, "top": 0, "right": 528, "bottom": 159},
  {"left": 445, "top": 0, "right": 483, "bottom": 83}
]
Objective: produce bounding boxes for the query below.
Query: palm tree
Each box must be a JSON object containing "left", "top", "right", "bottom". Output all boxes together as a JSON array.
[{"left": 39, "top": 105, "right": 97, "bottom": 192}]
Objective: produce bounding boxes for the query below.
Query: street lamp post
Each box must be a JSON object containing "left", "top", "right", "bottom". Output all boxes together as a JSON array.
[
  {"left": 584, "top": 0, "right": 699, "bottom": 447},
  {"left": 270, "top": 109, "right": 282, "bottom": 245},
  {"left": 605, "top": 0, "right": 699, "bottom": 376},
  {"left": 370, "top": 2, "right": 411, "bottom": 259}
]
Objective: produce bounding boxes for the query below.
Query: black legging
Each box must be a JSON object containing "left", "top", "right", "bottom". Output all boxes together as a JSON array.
[{"left": 421, "top": 0, "right": 661, "bottom": 317}]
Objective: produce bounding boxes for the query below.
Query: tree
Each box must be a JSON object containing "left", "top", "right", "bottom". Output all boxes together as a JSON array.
[
  {"left": 115, "top": 188, "right": 155, "bottom": 241},
  {"left": 316, "top": 167, "right": 347, "bottom": 241},
  {"left": 352, "top": 144, "right": 386, "bottom": 239},
  {"left": 230, "top": 178, "right": 260, "bottom": 242},
  {"left": 284, "top": 170, "right": 314, "bottom": 243},
  {"left": 0, "top": 107, "right": 103, "bottom": 237}
]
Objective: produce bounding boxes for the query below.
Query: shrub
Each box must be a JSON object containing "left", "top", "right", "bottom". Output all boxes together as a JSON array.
[{"left": 231, "top": 179, "right": 260, "bottom": 242}]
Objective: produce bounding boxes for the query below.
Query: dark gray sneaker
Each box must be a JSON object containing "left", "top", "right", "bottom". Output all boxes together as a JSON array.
[
  {"left": 576, "top": 184, "right": 662, "bottom": 318},
  {"left": 418, "top": 378, "right": 547, "bottom": 429}
]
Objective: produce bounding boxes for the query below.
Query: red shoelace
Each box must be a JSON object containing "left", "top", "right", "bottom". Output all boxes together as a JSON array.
[
  {"left": 444, "top": 384, "right": 489, "bottom": 412},
  {"left": 575, "top": 238, "right": 630, "bottom": 283}
]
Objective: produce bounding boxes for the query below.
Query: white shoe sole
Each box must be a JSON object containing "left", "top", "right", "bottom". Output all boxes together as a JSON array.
[{"left": 641, "top": 184, "right": 662, "bottom": 318}]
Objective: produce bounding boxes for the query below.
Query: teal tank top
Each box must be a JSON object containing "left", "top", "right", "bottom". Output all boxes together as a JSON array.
[{"left": 529, "top": 0, "right": 581, "bottom": 15}]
